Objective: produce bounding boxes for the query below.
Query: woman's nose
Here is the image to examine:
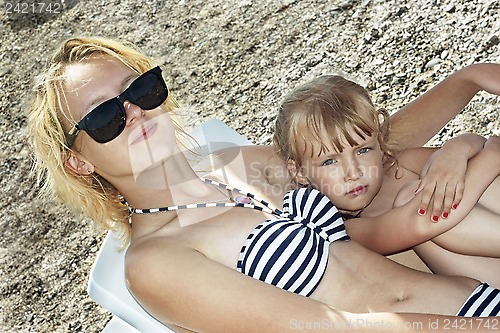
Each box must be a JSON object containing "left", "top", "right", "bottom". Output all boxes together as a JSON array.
[{"left": 123, "top": 100, "right": 144, "bottom": 125}]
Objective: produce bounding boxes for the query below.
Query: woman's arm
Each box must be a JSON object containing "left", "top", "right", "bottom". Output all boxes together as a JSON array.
[
  {"left": 389, "top": 63, "right": 500, "bottom": 149},
  {"left": 413, "top": 240, "right": 500, "bottom": 289},
  {"left": 126, "top": 238, "right": 341, "bottom": 333},
  {"left": 475, "top": 137, "right": 500, "bottom": 215},
  {"left": 125, "top": 239, "right": 497, "bottom": 333},
  {"left": 346, "top": 137, "right": 500, "bottom": 255},
  {"left": 429, "top": 138, "right": 500, "bottom": 257}
]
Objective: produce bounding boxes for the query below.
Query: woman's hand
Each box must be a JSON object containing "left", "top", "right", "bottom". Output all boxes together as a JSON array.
[
  {"left": 416, "top": 133, "right": 486, "bottom": 222},
  {"left": 466, "top": 63, "right": 500, "bottom": 96},
  {"left": 484, "top": 135, "right": 500, "bottom": 152}
]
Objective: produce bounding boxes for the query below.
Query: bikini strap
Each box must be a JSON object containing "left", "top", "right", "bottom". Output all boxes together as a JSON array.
[
  {"left": 201, "top": 178, "right": 284, "bottom": 216},
  {"left": 126, "top": 178, "right": 284, "bottom": 217}
]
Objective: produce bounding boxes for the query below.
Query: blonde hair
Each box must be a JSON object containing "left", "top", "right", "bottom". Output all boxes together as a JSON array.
[
  {"left": 28, "top": 36, "right": 180, "bottom": 245},
  {"left": 274, "top": 74, "right": 398, "bottom": 183}
]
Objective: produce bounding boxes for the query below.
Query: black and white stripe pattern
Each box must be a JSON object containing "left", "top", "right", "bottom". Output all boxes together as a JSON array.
[
  {"left": 237, "top": 187, "right": 349, "bottom": 297},
  {"left": 130, "top": 202, "right": 248, "bottom": 214},
  {"left": 457, "top": 283, "right": 500, "bottom": 317},
  {"left": 127, "top": 178, "right": 284, "bottom": 216}
]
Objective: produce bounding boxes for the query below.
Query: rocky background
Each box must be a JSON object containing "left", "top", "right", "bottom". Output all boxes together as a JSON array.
[{"left": 0, "top": 0, "right": 499, "bottom": 332}]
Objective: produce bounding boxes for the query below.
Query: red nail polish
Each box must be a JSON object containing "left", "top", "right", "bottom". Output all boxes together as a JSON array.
[
  {"left": 432, "top": 215, "right": 439, "bottom": 222},
  {"left": 418, "top": 208, "right": 426, "bottom": 215},
  {"left": 442, "top": 212, "right": 449, "bottom": 218},
  {"left": 452, "top": 204, "right": 458, "bottom": 209}
]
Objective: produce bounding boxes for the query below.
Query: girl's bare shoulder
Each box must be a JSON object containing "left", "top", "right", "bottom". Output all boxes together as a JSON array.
[{"left": 394, "top": 147, "right": 438, "bottom": 175}]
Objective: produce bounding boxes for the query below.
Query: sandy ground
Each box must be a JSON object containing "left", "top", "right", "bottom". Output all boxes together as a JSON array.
[{"left": 0, "top": 0, "right": 499, "bottom": 332}]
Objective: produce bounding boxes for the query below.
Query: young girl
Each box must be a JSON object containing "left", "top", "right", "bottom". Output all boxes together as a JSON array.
[
  {"left": 274, "top": 74, "right": 500, "bottom": 285},
  {"left": 29, "top": 37, "right": 500, "bottom": 333}
]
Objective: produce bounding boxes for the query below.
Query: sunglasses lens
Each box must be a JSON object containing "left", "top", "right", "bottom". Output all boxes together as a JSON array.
[
  {"left": 129, "top": 72, "right": 168, "bottom": 110},
  {"left": 84, "top": 102, "right": 125, "bottom": 143}
]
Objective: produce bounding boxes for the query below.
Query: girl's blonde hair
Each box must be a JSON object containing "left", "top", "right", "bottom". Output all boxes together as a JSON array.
[
  {"left": 28, "top": 36, "right": 180, "bottom": 245},
  {"left": 274, "top": 74, "right": 398, "bottom": 183}
]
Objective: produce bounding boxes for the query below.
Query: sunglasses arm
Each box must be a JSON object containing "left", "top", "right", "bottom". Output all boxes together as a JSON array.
[{"left": 65, "top": 126, "right": 80, "bottom": 148}]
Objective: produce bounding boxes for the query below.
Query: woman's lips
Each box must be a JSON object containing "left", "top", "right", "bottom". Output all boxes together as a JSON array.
[
  {"left": 346, "top": 185, "right": 367, "bottom": 196},
  {"left": 131, "top": 123, "right": 157, "bottom": 145}
]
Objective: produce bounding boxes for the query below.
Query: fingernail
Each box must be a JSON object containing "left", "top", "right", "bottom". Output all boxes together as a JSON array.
[
  {"left": 432, "top": 215, "right": 439, "bottom": 222},
  {"left": 442, "top": 212, "right": 449, "bottom": 218},
  {"left": 452, "top": 204, "right": 458, "bottom": 209},
  {"left": 418, "top": 209, "right": 426, "bottom": 215}
]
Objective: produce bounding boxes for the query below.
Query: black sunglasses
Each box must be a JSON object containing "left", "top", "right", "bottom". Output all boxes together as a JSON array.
[{"left": 65, "top": 66, "right": 168, "bottom": 147}]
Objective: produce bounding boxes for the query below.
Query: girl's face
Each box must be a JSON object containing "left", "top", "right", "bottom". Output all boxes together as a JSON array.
[
  {"left": 62, "top": 56, "right": 177, "bottom": 183},
  {"left": 297, "top": 124, "right": 385, "bottom": 213}
]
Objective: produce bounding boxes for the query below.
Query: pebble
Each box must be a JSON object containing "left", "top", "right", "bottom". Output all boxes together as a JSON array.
[
  {"left": 445, "top": 4, "right": 456, "bottom": 13},
  {"left": 424, "top": 58, "right": 441, "bottom": 69},
  {"left": 487, "top": 35, "right": 500, "bottom": 46},
  {"left": 46, "top": 303, "right": 58, "bottom": 311}
]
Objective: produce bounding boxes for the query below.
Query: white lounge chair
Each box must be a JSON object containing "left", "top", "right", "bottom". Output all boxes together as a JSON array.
[{"left": 88, "top": 119, "right": 253, "bottom": 333}]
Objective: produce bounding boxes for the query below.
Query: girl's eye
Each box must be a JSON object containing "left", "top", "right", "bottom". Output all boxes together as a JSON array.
[
  {"left": 321, "top": 159, "right": 336, "bottom": 166},
  {"left": 358, "top": 147, "right": 371, "bottom": 155}
]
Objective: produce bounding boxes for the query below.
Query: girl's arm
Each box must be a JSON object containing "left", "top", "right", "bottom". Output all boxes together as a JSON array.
[
  {"left": 415, "top": 133, "right": 486, "bottom": 220},
  {"left": 389, "top": 63, "right": 500, "bottom": 149},
  {"left": 346, "top": 137, "right": 500, "bottom": 255},
  {"left": 125, "top": 239, "right": 496, "bottom": 333}
]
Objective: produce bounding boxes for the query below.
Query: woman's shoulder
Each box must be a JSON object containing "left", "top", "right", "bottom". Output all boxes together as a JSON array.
[
  {"left": 239, "top": 144, "right": 278, "bottom": 159},
  {"left": 126, "top": 236, "right": 183, "bottom": 267},
  {"left": 207, "top": 144, "right": 279, "bottom": 168},
  {"left": 125, "top": 236, "right": 199, "bottom": 289},
  {"left": 124, "top": 236, "right": 227, "bottom": 330},
  {"left": 220, "top": 144, "right": 291, "bottom": 189}
]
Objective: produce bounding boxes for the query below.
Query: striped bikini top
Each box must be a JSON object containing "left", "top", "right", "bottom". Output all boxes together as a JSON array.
[{"left": 237, "top": 187, "right": 350, "bottom": 297}]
